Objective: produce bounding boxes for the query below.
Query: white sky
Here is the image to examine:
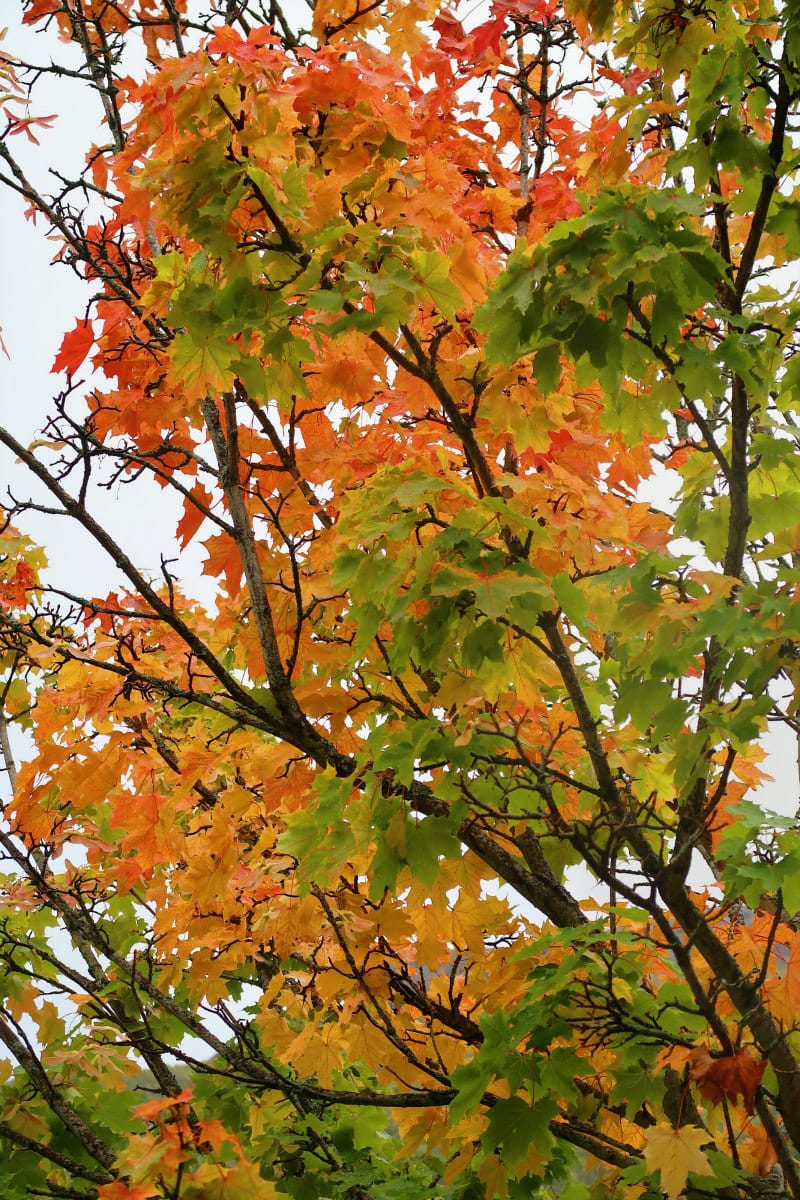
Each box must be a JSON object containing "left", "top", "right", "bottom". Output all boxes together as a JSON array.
[{"left": 0, "top": 19, "right": 196, "bottom": 599}]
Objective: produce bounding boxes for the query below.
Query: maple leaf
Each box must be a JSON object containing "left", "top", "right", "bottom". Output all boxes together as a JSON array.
[
  {"left": 175, "top": 482, "right": 213, "bottom": 549},
  {"left": 432, "top": 10, "right": 468, "bottom": 56},
  {"left": 643, "top": 1123, "right": 715, "bottom": 1200},
  {"left": 109, "top": 789, "right": 185, "bottom": 880},
  {"left": 201, "top": 531, "right": 246, "bottom": 595},
  {"left": 97, "top": 1184, "right": 160, "bottom": 1200},
  {"left": 739, "top": 1122, "right": 780, "bottom": 1178},
  {"left": 134, "top": 1089, "right": 193, "bottom": 1122},
  {"left": 52, "top": 319, "right": 95, "bottom": 375},
  {"left": 0, "top": 559, "right": 34, "bottom": 609},
  {"left": 21, "top": 0, "right": 61, "bottom": 24},
  {"left": 4, "top": 2, "right": 800, "bottom": 1199},
  {"left": 688, "top": 1046, "right": 766, "bottom": 1114},
  {"left": 469, "top": 12, "right": 507, "bottom": 58},
  {"left": 168, "top": 331, "right": 239, "bottom": 396},
  {"left": 192, "top": 1118, "right": 244, "bottom": 1157}
]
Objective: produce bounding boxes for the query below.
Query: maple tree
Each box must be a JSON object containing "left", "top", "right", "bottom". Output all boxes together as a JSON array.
[{"left": 1, "top": 0, "right": 800, "bottom": 1197}]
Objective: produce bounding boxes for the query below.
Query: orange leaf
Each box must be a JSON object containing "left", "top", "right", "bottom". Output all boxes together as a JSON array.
[
  {"left": 739, "top": 1122, "right": 780, "bottom": 1178},
  {"left": 134, "top": 1088, "right": 193, "bottom": 1121},
  {"left": 52, "top": 319, "right": 95, "bottom": 376},
  {"left": 176, "top": 483, "right": 213, "bottom": 549},
  {"left": 98, "top": 1183, "right": 160, "bottom": 1200},
  {"left": 194, "top": 1118, "right": 243, "bottom": 1156},
  {"left": 0, "top": 560, "right": 34, "bottom": 609},
  {"left": 22, "top": 0, "right": 61, "bottom": 23},
  {"left": 688, "top": 1046, "right": 766, "bottom": 1114}
]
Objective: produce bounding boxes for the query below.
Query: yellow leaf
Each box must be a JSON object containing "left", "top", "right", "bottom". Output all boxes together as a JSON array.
[
  {"left": 247, "top": 1095, "right": 273, "bottom": 1141},
  {"left": 611, "top": 977, "right": 633, "bottom": 1003},
  {"left": 449, "top": 243, "right": 486, "bottom": 306},
  {"left": 643, "top": 1123, "right": 714, "bottom": 1200},
  {"left": 287, "top": 1020, "right": 342, "bottom": 1087},
  {"left": 36, "top": 1000, "right": 64, "bottom": 1047},
  {"left": 478, "top": 1151, "right": 509, "bottom": 1200}
]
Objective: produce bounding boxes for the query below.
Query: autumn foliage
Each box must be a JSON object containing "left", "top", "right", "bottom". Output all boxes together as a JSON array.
[{"left": 1, "top": 0, "right": 800, "bottom": 1197}]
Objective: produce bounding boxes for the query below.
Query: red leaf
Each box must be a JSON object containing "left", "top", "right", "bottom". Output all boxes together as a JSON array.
[
  {"left": 52, "top": 319, "right": 94, "bottom": 376},
  {"left": 689, "top": 1046, "right": 766, "bottom": 1114},
  {"left": 176, "top": 483, "right": 213, "bottom": 549},
  {"left": 432, "top": 10, "right": 468, "bottom": 55},
  {"left": 469, "top": 12, "right": 507, "bottom": 57},
  {"left": 548, "top": 429, "right": 574, "bottom": 455},
  {"left": 22, "top": 0, "right": 61, "bottom": 24},
  {"left": 494, "top": 0, "right": 557, "bottom": 16},
  {"left": 0, "top": 561, "right": 35, "bottom": 610}
]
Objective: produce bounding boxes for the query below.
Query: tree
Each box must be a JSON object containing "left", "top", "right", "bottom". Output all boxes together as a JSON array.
[{"left": 0, "top": 0, "right": 800, "bottom": 1196}]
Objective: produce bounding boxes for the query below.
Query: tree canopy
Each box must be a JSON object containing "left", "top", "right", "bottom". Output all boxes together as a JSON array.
[{"left": 2, "top": 0, "right": 800, "bottom": 1197}]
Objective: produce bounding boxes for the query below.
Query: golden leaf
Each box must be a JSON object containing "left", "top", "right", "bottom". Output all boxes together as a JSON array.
[{"left": 643, "top": 1123, "right": 715, "bottom": 1200}]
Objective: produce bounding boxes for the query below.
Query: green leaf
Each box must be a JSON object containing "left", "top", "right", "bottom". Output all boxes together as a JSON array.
[
  {"left": 461, "top": 620, "right": 505, "bottom": 669},
  {"left": 247, "top": 685, "right": 280, "bottom": 715},
  {"left": 277, "top": 773, "right": 355, "bottom": 888},
  {"left": 552, "top": 573, "right": 588, "bottom": 627},
  {"left": 409, "top": 248, "right": 462, "bottom": 321},
  {"left": 483, "top": 1096, "right": 536, "bottom": 1166},
  {"left": 534, "top": 344, "right": 562, "bottom": 394}
]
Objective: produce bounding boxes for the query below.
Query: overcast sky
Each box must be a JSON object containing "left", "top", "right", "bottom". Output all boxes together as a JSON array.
[{"left": 0, "top": 18, "right": 198, "bottom": 600}]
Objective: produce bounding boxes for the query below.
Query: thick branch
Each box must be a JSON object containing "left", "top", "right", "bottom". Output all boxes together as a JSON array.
[
  {"left": 199, "top": 394, "right": 348, "bottom": 769},
  {"left": 656, "top": 870, "right": 800, "bottom": 1151},
  {"left": 722, "top": 372, "right": 750, "bottom": 580},
  {"left": 735, "top": 61, "right": 793, "bottom": 302},
  {"left": 408, "top": 778, "right": 586, "bottom": 927},
  {"left": 0, "top": 711, "right": 17, "bottom": 794},
  {"left": 243, "top": 394, "right": 333, "bottom": 529},
  {"left": 0, "top": 1013, "right": 116, "bottom": 1170},
  {"left": 0, "top": 1121, "right": 113, "bottom": 1186}
]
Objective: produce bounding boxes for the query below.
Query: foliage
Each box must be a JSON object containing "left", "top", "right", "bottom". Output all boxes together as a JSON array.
[{"left": 1, "top": 0, "right": 800, "bottom": 1197}]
